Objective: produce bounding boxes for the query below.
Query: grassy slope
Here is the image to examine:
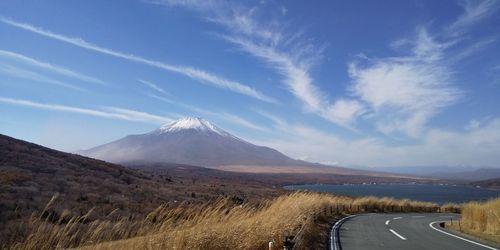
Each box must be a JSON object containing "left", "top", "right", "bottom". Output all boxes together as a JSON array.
[{"left": 8, "top": 192, "right": 441, "bottom": 250}]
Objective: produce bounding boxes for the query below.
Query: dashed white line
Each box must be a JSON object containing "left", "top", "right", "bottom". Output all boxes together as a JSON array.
[
  {"left": 429, "top": 221, "right": 498, "bottom": 250},
  {"left": 412, "top": 216, "right": 425, "bottom": 218},
  {"left": 385, "top": 220, "right": 390, "bottom": 225},
  {"left": 393, "top": 216, "right": 403, "bottom": 220},
  {"left": 389, "top": 229, "right": 407, "bottom": 240}
]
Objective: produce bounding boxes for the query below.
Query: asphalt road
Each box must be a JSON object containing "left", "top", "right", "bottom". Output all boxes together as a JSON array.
[{"left": 331, "top": 213, "right": 499, "bottom": 250}]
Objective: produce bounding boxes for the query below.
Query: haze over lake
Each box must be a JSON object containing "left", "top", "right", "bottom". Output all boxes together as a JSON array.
[{"left": 285, "top": 184, "right": 500, "bottom": 204}]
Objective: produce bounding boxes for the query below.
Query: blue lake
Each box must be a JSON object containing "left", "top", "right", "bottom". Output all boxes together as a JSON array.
[{"left": 284, "top": 184, "right": 500, "bottom": 204}]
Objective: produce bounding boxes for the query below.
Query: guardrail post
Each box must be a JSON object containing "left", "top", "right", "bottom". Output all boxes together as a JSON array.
[{"left": 283, "top": 231, "right": 295, "bottom": 250}]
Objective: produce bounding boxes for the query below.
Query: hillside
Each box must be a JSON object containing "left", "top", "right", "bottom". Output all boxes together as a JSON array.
[
  {"left": 0, "top": 134, "right": 282, "bottom": 228},
  {"left": 0, "top": 134, "right": 156, "bottom": 221}
]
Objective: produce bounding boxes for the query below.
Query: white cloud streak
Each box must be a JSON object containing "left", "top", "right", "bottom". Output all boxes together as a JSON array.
[
  {"left": 0, "top": 96, "right": 171, "bottom": 124},
  {"left": 103, "top": 106, "right": 172, "bottom": 124},
  {"left": 138, "top": 79, "right": 169, "bottom": 95},
  {"left": 218, "top": 112, "right": 267, "bottom": 131},
  {"left": 0, "top": 17, "right": 276, "bottom": 103},
  {"left": 0, "top": 63, "right": 85, "bottom": 91},
  {"left": 0, "top": 49, "right": 106, "bottom": 85},
  {"left": 448, "top": 0, "right": 499, "bottom": 36}
]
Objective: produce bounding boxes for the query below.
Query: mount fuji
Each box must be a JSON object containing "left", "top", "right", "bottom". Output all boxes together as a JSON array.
[{"left": 78, "top": 117, "right": 307, "bottom": 167}]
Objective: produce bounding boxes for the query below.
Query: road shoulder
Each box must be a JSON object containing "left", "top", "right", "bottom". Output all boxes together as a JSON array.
[{"left": 431, "top": 221, "right": 500, "bottom": 249}]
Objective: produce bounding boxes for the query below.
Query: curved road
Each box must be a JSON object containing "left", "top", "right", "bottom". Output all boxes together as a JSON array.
[{"left": 331, "top": 213, "right": 499, "bottom": 250}]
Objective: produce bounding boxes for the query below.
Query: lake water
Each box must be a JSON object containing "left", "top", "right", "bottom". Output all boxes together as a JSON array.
[{"left": 284, "top": 184, "right": 500, "bottom": 204}]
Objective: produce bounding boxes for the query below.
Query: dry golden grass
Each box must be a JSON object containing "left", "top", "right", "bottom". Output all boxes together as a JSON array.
[
  {"left": 6, "top": 192, "right": 441, "bottom": 250},
  {"left": 440, "top": 202, "right": 461, "bottom": 213},
  {"left": 449, "top": 198, "right": 500, "bottom": 244}
]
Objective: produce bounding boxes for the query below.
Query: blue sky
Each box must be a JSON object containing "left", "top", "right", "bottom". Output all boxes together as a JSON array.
[{"left": 1, "top": 0, "right": 500, "bottom": 168}]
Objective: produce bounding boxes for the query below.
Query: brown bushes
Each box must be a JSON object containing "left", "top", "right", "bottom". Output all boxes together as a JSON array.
[{"left": 450, "top": 198, "right": 500, "bottom": 244}]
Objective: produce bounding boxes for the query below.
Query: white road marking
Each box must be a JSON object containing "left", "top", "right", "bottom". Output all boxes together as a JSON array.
[
  {"left": 330, "top": 214, "right": 357, "bottom": 250},
  {"left": 429, "top": 221, "right": 498, "bottom": 250},
  {"left": 412, "top": 216, "right": 425, "bottom": 218},
  {"left": 389, "top": 229, "right": 407, "bottom": 240},
  {"left": 385, "top": 220, "right": 390, "bottom": 225},
  {"left": 393, "top": 217, "right": 403, "bottom": 220}
]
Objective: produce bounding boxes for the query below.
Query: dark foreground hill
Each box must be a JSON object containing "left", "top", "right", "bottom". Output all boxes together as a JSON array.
[
  {"left": 0, "top": 133, "right": 163, "bottom": 222},
  {"left": 0, "top": 134, "right": 282, "bottom": 223}
]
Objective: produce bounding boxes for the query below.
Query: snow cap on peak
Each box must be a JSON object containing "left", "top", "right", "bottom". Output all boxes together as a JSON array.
[{"left": 158, "top": 117, "right": 226, "bottom": 135}]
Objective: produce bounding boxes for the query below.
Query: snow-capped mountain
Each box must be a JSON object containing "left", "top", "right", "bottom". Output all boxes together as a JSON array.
[
  {"left": 155, "top": 117, "right": 229, "bottom": 135},
  {"left": 78, "top": 117, "right": 304, "bottom": 167}
]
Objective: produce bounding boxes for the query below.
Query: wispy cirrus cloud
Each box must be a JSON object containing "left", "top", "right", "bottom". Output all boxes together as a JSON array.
[
  {"left": 103, "top": 106, "right": 172, "bottom": 124},
  {"left": 217, "top": 112, "right": 267, "bottom": 131},
  {"left": 0, "top": 96, "right": 171, "bottom": 124},
  {"left": 0, "top": 17, "right": 276, "bottom": 103},
  {"left": 156, "top": 0, "right": 364, "bottom": 129},
  {"left": 447, "top": 0, "right": 499, "bottom": 36},
  {"left": 0, "top": 49, "right": 106, "bottom": 85},
  {"left": 0, "top": 63, "right": 85, "bottom": 91},
  {"left": 347, "top": 0, "right": 497, "bottom": 137},
  {"left": 348, "top": 29, "right": 461, "bottom": 137},
  {"left": 138, "top": 79, "right": 169, "bottom": 95}
]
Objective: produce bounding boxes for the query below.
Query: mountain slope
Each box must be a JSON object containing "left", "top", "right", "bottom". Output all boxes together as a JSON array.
[{"left": 79, "top": 117, "right": 306, "bottom": 167}]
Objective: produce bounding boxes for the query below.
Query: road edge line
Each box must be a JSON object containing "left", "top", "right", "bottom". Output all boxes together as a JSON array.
[
  {"left": 429, "top": 221, "right": 498, "bottom": 250},
  {"left": 330, "top": 214, "right": 357, "bottom": 250}
]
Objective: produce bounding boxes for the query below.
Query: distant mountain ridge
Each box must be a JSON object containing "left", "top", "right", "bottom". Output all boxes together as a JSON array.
[
  {"left": 78, "top": 117, "right": 309, "bottom": 167},
  {"left": 438, "top": 168, "right": 500, "bottom": 181},
  {"left": 471, "top": 177, "right": 500, "bottom": 190},
  {"left": 352, "top": 166, "right": 500, "bottom": 181}
]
